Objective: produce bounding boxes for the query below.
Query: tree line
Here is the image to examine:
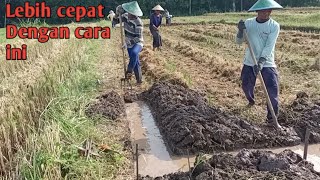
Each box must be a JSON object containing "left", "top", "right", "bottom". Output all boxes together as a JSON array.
[{"left": 1, "top": 0, "right": 320, "bottom": 27}]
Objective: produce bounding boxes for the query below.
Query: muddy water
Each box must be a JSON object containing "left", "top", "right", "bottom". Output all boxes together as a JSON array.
[
  {"left": 126, "top": 101, "right": 181, "bottom": 177},
  {"left": 126, "top": 101, "right": 320, "bottom": 177}
]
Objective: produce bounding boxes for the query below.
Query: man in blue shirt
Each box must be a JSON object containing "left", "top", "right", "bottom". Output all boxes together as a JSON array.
[
  {"left": 149, "top": 5, "right": 164, "bottom": 51},
  {"left": 236, "top": 0, "right": 283, "bottom": 125}
]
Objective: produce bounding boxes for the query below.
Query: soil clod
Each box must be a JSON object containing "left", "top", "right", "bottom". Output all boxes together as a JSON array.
[
  {"left": 124, "top": 91, "right": 139, "bottom": 103},
  {"left": 280, "top": 93, "right": 320, "bottom": 143},
  {"left": 85, "top": 91, "right": 125, "bottom": 120},
  {"left": 140, "top": 149, "right": 320, "bottom": 180}
]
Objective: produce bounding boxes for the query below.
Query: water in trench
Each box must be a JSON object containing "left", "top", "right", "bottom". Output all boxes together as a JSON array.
[{"left": 126, "top": 101, "right": 320, "bottom": 177}]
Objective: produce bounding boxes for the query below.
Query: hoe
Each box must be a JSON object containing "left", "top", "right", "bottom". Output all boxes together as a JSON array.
[
  {"left": 119, "top": 14, "right": 132, "bottom": 90},
  {"left": 244, "top": 30, "right": 282, "bottom": 130}
]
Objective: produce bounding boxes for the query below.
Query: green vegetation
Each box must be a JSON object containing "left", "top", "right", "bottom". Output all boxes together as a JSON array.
[
  {"left": 165, "top": 59, "right": 177, "bottom": 73},
  {"left": 0, "top": 28, "right": 6, "bottom": 44},
  {"left": 0, "top": 20, "right": 128, "bottom": 179},
  {"left": 20, "top": 39, "right": 125, "bottom": 180}
]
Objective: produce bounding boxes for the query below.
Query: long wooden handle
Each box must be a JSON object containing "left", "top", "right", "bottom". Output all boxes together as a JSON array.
[
  {"left": 243, "top": 30, "right": 281, "bottom": 129},
  {"left": 119, "top": 15, "right": 127, "bottom": 78}
]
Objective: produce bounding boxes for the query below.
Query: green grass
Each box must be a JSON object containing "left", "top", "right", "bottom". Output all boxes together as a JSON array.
[
  {"left": 165, "top": 59, "right": 177, "bottom": 73},
  {"left": 0, "top": 28, "right": 6, "bottom": 44},
  {"left": 20, "top": 38, "right": 125, "bottom": 179}
]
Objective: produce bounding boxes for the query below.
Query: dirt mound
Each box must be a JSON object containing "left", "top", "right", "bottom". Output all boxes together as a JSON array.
[
  {"left": 85, "top": 91, "right": 125, "bottom": 120},
  {"left": 124, "top": 91, "right": 139, "bottom": 103},
  {"left": 279, "top": 92, "right": 320, "bottom": 143},
  {"left": 141, "top": 149, "right": 320, "bottom": 180},
  {"left": 142, "top": 81, "right": 301, "bottom": 155}
]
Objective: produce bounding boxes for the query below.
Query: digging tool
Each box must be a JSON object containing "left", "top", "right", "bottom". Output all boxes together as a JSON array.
[
  {"left": 119, "top": 14, "right": 132, "bottom": 90},
  {"left": 136, "top": 144, "right": 139, "bottom": 180},
  {"left": 158, "top": 29, "right": 162, "bottom": 51},
  {"left": 303, "top": 128, "right": 310, "bottom": 160},
  {"left": 243, "top": 30, "right": 282, "bottom": 130}
]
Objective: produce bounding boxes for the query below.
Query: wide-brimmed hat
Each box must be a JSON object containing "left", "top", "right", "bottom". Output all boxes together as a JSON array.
[
  {"left": 152, "top": 5, "right": 164, "bottom": 11},
  {"left": 248, "top": 0, "right": 283, "bottom": 12},
  {"left": 122, "top": 1, "right": 143, "bottom": 16}
]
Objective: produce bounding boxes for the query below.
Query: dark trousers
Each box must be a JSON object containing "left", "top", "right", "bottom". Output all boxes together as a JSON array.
[
  {"left": 241, "top": 65, "right": 279, "bottom": 122},
  {"left": 127, "top": 44, "right": 143, "bottom": 83},
  {"left": 149, "top": 26, "right": 162, "bottom": 48},
  {"left": 166, "top": 18, "right": 171, "bottom": 25}
]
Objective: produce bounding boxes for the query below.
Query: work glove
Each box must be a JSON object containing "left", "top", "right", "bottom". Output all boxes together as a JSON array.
[
  {"left": 253, "top": 57, "right": 267, "bottom": 76},
  {"left": 121, "top": 44, "right": 127, "bottom": 49},
  {"left": 121, "top": 39, "right": 131, "bottom": 49}
]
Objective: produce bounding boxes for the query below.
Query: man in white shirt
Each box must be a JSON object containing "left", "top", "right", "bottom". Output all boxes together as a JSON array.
[
  {"left": 107, "top": 10, "right": 116, "bottom": 28},
  {"left": 236, "top": 0, "right": 283, "bottom": 125},
  {"left": 164, "top": 9, "right": 172, "bottom": 26}
]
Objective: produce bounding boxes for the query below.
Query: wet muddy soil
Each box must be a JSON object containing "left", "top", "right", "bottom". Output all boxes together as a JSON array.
[
  {"left": 142, "top": 81, "right": 301, "bottom": 155},
  {"left": 85, "top": 91, "right": 125, "bottom": 120},
  {"left": 279, "top": 92, "right": 320, "bottom": 143},
  {"left": 140, "top": 149, "right": 320, "bottom": 180}
]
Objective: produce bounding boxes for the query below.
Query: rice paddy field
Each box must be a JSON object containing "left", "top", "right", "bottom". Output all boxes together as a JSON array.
[{"left": 0, "top": 7, "right": 319, "bottom": 179}]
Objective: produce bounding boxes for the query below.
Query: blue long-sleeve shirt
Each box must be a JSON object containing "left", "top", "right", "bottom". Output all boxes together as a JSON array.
[
  {"left": 236, "top": 17, "right": 280, "bottom": 67},
  {"left": 150, "top": 13, "right": 162, "bottom": 28}
]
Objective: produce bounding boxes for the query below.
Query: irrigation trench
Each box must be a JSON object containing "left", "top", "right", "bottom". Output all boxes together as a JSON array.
[
  {"left": 111, "top": 22, "right": 320, "bottom": 179},
  {"left": 127, "top": 101, "right": 320, "bottom": 176}
]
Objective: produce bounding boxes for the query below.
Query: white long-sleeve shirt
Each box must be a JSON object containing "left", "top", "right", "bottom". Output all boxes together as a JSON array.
[
  {"left": 236, "top": 17, "right": 280, "bottom": 67},
  {"left": 107, "top": 12, "right": 115, "bottom": 21}
]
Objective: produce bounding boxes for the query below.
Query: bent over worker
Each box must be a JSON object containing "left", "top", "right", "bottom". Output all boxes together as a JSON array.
[
  {"left": 164, "top": 9, "right": 172, "bottom": 26},
  {"left": 149, "top": 5, "right": 164, "bottom": 51},
  {"left": 113, "top": 1, "right": 144, "bottom": 85},
  {"left": 236, "top": 0, "right": 283, "bottom": 125},
  {"left": 107, "top": 10, "right": 116, "bottom": 28}
]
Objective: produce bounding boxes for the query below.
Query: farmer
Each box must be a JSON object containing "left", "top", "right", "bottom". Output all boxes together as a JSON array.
[
  {"left": 236, "top": 0, "right": 283, "bottom": 125},
  {"left": 107, "top": 10, "right": 116, "bottom": 28},
  {"left": 149, "top": 5, "right": 164, "bottom": 51},
  {"left": 164, "top": 9, "right": 173, "bottom": 26},
  {"left": 113, "top": 1, "right": 144, "bottom": 85}
]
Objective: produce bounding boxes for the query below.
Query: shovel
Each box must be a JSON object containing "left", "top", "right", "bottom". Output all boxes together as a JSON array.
[
  {"left": 243, "top": 30, "right": 282, "bottom": 130},
  {"left": 119, "top": 14, "right": 132, "bottom": 90}
]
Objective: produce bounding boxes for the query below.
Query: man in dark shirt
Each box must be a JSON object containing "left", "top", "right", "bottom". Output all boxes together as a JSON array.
[{"left": 149, "top": 5, "right": 164, "bottom": 51}]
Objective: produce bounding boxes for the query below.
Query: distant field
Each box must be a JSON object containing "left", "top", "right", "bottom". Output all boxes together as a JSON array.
[
  {"left": 142, "top": 7, "right": 320, "bottom": 32},
  {"left": 171, "top": 12, "right": 320, "bottom": 32},
  {"left": 140, "top": 7, "right": 320, "bottom": 123}
]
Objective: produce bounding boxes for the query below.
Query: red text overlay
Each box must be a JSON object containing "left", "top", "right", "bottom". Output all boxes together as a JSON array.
[{"left": 5, "top": 2, "right": 110, "bottom": 60}]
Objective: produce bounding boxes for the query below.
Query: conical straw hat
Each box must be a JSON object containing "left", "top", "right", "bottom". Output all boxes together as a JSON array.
[
  {"left": 248, "top": 0, "right": 283, "bottom": 12},
  {"left": 122, "top": 1, "right": 143, "bottom": 16},
  {"left": 152, "top": 5, "right": 164, "bottom": 11}
]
